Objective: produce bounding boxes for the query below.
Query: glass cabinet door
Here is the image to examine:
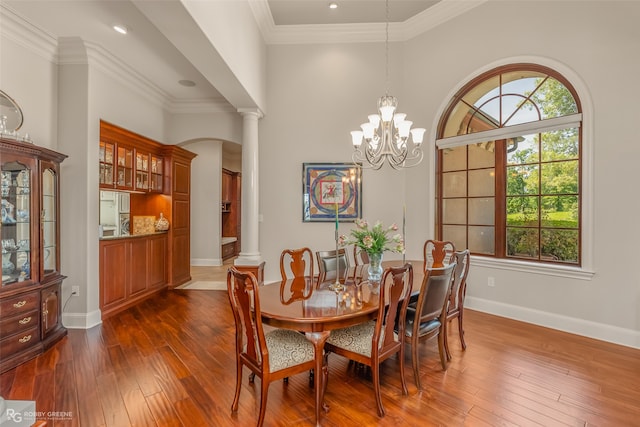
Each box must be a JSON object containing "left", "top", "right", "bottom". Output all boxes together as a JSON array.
[
  {"left": 116, "top": 146, "right": 133, "bottom": 190},
  {"left": 150, "top": 154, "right": 163, "bottom": 192},
  {"left": 135, "top": 151, "right": 149, "bottom": 191},
  {"left": 99, "top": 141, "right": 114, "bottom": 187},
  {"left": 2, "top": 160, "right": 32, "bottom": 286},
  {"left": 41, "top": 166, "right": 58, "bottom": 277}
]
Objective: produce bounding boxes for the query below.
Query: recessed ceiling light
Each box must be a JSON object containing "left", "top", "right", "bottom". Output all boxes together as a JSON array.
[
  {"left": 329, "top": 2, "right": 338, "bottom": 10},
  {"left": 178, "top": 80, "right": 196, "bottom": 87},
  {"left": 112, "top": 24, "right": 128, "bottom": 35}
]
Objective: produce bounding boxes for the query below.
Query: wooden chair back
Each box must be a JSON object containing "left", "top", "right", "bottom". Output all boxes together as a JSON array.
[
  {"left": 279, "top": 247, "right": 315, "bottom": 303},
  {"left": 316, "top": 248, "right": 349, "bottom": 285},
  {"left": 351, "top": 246, "right": 370, "bottom": 281},
  {"left": 227, "top": 267, "right": 267, "bottom": 376},
  {"left": 376, "top": 264, "right": 413, "bottom": 358},
  {"left": 423, "top": 239, "right": 456, "bottom": 269},
  {"left": 448, "top": 250, "right": 470, "bottom": 315},
  {"left": 414, "top": 264, "right": 456, "bottom": 330},
  {"left": 444, "top": 249, "right": 471, "bottom": 358},
  {"left": 405, "top": 262, "right": 456, "bottom": 388}
]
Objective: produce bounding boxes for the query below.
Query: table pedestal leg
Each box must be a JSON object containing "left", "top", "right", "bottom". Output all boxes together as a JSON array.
[{"left": 305, "top": 330, "right": 330, "bottom": 426}]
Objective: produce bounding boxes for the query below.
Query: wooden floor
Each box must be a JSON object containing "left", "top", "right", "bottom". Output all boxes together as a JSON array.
[{"left": 2, "top": 263, "right": 640, "bottom": 426}]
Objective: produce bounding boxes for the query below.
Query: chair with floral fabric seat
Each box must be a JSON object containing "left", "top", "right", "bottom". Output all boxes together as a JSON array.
[
  {"left": 227, "top": 267, "right": 319, "bottom": 427},
  {"left": 324, "top": 263, "right": 413, "bottom": 417}
]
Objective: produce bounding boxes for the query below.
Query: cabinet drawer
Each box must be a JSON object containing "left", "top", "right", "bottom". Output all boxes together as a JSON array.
[
  {"left": 0, "top": 309, "right": 39, "bottom": 338},
  {"left": 222, "top": 242, "right": 235, "bottom": 258},
  {"left": 0, "top": 291, "right": 39, "bottom": 317},
  {"left": 0, "top": 325, "right": 40, "bottom": 359}
]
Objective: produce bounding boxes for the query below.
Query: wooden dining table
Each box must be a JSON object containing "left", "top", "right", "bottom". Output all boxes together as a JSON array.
[{"left": 258, "top": 259, "right": 425, "bottom": 426}]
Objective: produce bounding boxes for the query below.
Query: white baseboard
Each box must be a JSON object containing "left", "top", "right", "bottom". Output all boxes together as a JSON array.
[
  {"left": 62, "top": 309, "right": 102, "bottom": 329},
  {"left": 466, "top": 296, "right": 640, "bottom": 350},
  {"left": 191, "top": 258, "right": 222, "bottom": 266}
]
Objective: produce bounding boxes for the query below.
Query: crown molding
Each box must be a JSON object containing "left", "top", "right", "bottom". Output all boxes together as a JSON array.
[
  {"left": 401, "top": 0, "right": 488, "bottom": 40},
  {"left": 250, "top": 0, "right": 488, "bottom": 45},
  {"left": 3, "top": 6, "right": 229, "bottom": 115},
  {"left": 0, "top": 4, "right": 57, "bottom": 62}
]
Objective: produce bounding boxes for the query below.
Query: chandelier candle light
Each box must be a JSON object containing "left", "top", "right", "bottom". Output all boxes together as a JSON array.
[{"left": 350, "top": 0, "right": 426, "bottom": 170}]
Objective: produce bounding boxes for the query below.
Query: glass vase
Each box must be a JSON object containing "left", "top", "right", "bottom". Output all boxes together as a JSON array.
[{"left": 367, "top": 252, "right": 383, "bottom": 283}]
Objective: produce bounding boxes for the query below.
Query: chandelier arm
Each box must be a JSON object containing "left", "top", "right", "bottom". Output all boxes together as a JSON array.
[{"left": 364, "top": 144, "right": 386, "bottom": 170}]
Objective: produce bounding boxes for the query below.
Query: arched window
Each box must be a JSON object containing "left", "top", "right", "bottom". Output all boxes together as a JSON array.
[{"left": 436, "top": 64, "right": 582, "bottom": 265}]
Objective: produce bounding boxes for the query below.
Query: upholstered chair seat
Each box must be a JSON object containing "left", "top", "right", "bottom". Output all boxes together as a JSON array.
[
  {"left": 265, "top": 329, "right": 315, "bottom": 372},
  {"left": 404, "top": 307, "right": 441, "bottom": 338},
  {"left": 327, "top": 320, "right": 396, "bottom": 357}
]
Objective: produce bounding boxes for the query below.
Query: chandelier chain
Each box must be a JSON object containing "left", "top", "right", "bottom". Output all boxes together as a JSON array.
[{"left": 385, "top": 0, "right": 389, "bottom": 96}]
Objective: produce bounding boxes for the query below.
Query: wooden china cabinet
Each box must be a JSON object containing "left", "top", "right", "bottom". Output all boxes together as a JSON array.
[{"left": 0, "top": 137, "right": 67, "bottom": 373}]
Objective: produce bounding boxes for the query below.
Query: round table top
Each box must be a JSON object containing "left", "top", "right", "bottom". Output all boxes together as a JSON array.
[{"left": 258, "top": 279, "right": 380, "bottom": 333}]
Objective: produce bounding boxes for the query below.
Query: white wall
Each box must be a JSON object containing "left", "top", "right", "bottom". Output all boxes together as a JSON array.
[
  {"left": 0, "top": 9, "right": 57, "bottom": 146},
  {"left": 261, "top": 42, "right": 410, "bottom": 280},
  {"left": 260, "top": 1, "right": 640, "bottom": 347},
  {"left": 185, "top": 139, "right": 223, "bottom": 266}
]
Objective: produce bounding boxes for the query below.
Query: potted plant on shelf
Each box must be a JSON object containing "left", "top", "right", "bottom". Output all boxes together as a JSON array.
[{"left": 339, "top": 219, "right": 404, "bottom": 282}]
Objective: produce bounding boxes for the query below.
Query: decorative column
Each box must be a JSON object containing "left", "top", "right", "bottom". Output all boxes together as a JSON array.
[{"left": 234, "top": 108, "right": 264, "bottom": 282}]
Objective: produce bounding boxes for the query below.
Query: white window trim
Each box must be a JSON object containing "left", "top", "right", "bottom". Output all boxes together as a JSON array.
[
  {"left": 472, "top": 255, "right": 595, "bottom": 280},
  {"left": 435, "top": 113, "right": 582, "bottom": 149},
  {"left": 429, "top": 56, "right": 594, "bottom": 276}
]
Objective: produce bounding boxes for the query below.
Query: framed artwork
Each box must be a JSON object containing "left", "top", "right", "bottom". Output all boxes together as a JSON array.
[{"left": 302, "top": 162, "right": 362, "bottom": 222}]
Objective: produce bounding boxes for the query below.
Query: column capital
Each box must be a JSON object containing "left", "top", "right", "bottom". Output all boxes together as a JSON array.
[{"left": 237, "top": 107, "right": 264, "bottom": 119}]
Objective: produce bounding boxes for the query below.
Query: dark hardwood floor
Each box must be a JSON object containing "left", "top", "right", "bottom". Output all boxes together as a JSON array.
[{"left": 2, "top": 285, "right": 639, "bottom": 426}]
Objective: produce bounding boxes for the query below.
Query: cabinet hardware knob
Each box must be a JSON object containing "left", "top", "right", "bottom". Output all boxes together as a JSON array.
[
  {"left": 13, "top": 301, "right": 26, "bottom": 308},
  {"left": 19, "top": 335, "right": 32, "bottom": 343},
  {"left": 18, "top": 317, "right": 32, "bottom": 325}
]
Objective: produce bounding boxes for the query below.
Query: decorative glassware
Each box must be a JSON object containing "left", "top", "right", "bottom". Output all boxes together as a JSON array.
[{"left": 367, "top": 252, "right": 383, "bottom": 283}]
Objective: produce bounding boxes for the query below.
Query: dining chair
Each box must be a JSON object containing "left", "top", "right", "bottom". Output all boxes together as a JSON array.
[
  {"left": 325, "top": 263, "right": 413, "bottom": 417},
  {"left": 444, "top": 250, "right": 470, "bottom": 360},
  {"left": 279, "top": 247, "right": 315, "bottom": 302},
  {"left": 316, "top": 248, "right": 350, "bottom": 286},
  {"left": 402, "top": 262, "right": 456, "bottom": 390},
  {"left": 423, "top": 239, "right": 456, "bottom": 269},
  {"left": 351, "top": 246, "right": 370, "bottom": 281},
  {"left": 227, "top": 267, "right": 318, "bottom": 427}
]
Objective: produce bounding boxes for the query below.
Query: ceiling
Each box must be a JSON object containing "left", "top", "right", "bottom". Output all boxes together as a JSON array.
[
  {"left": 268, "top": 1, "right": 441, "bottom": 25},
  {"left": 3, "top": 1, "right": 452, "bottom": 105}
]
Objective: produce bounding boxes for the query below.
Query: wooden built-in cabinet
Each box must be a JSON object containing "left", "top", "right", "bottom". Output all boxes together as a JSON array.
[
  {"left": 100, "top": 122, "right": 164, "bottom": 193},
  {"left": 99, "top": 233, "right": 167, "bottom": 318},
  {"left": 0, "top": 137, "right": 67, "bottom": 373},
  {"left": 98, "top": 121, "right": 195, "bottom": 319},
  {"left": 221, "top": 169, "right": 241, "bottom": 260}
]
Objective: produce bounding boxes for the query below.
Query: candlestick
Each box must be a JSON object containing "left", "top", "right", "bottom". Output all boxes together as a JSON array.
[{"left": 329, "top": 202, "right": 344, "bottom": 292}]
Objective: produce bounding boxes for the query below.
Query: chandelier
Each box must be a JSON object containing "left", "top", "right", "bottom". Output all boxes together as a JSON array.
[{"left": 349, "top": 0, "right": 425, "bottom": 170}]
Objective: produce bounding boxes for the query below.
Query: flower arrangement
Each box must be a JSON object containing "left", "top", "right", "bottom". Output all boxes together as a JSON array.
[{"left": 339, "top": 219, "right": 404, "bottom": 255}]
